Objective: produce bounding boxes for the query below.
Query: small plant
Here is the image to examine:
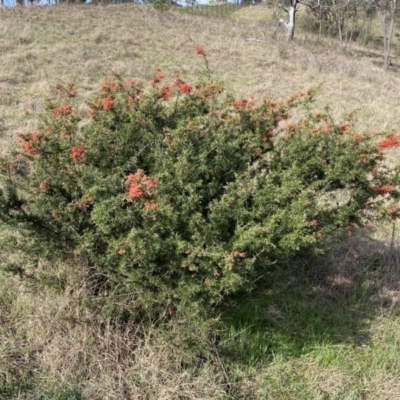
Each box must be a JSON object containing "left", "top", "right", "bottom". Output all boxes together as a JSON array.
[{"left": 0, "top": 49, "right": 398, "bottom": 324}]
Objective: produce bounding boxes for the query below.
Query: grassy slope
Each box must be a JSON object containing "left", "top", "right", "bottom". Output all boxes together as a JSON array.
[{"left": 1, "top": 3, "right": 400, "bottom": 399}]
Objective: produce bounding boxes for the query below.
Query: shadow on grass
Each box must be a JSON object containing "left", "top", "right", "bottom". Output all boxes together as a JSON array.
[{"left": 217, "top": 228, "right": 400, "bottom": 367}]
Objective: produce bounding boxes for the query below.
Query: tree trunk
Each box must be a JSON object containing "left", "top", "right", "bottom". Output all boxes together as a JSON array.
[
  {"left": 278, "top": 0, "right": 298, "bottom": 40},
  {"left": 376, "top": 0, "right": 398, "bottom": 71},
  {"left": 384, "top": 0, "right": 397, "bottom": 70},
  {"left": 287, "top": 5, "right": 296, "bottom": 40}
]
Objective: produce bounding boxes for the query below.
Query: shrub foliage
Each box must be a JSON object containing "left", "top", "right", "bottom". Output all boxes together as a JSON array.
[{"left": 0, "top": 54, "right": 398, "bottom": 319}]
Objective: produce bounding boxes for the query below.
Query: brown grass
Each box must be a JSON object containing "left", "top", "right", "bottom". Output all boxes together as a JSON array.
[
  {"left": 1, "top": 3, "right": 400, "bottom": 139},
  {"left": 0, "top": 265, "right": 227, "bottom": 399}
]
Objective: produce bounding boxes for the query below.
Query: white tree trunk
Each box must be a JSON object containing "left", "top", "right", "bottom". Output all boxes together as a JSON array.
[
  {"left": 384, "top": 0, "right": 397, "bottom": 70},
  {"left": 376, "top": 0, "right": 398, "bottom": 70},
  {"left": 287, "top": 6, "right": 296, "bottom": 40},
  {"left": 279, "top": 0, "right": 298, "bottom": 40}
]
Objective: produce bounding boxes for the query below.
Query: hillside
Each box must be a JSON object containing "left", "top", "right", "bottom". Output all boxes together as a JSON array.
[
  {"left": 1, "top": 3, "right": 400, "bottom": 135},
  {"left": 1, "top": 3, "right": 400, "bottom": 399}
]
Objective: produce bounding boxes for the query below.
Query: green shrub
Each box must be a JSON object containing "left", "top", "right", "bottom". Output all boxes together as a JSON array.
[{"left": 0, "top": 52, "right": 398, "bottom": 321}]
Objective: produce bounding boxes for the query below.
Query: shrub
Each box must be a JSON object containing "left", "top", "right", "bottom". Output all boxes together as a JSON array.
[{"left": 0, "top": 54, "right": 398, "bottom": 322}]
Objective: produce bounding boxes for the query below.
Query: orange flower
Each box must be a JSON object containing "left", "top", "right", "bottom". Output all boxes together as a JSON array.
[
  {"left": 125, "top": 170, "right": 158, "bottom": 202},
  {"left": 118, "top": 249, "right": 126, "bottom": 255},
  {"left": 337, "top": 124, "right": 350, "bottom": 135},
  {"left": 101, "top": 97, "right": 114, "bottom": 111},
  {"left": 195, "top": 46, "right": 206, "bottom": 56},
  {"left": 39, "top": 181, "right": 50, "bottom": 192},
  {"left": 144, "top": 202, "right": 158, "bottom": 210},
  {"left": 21, "top": 140, "right": 35, "bottom": 155},
  {"left": 54, "top": 103, "right": 72, "bottom": 118},
  {"left": 231, "top": 251, "right": 246, "bottom": 258},
  {"left": 100, "top": 78, "right": 121, "bottom": 92},
  {"left": 379, "top": 136, "right": 400, "bottom": 150},
  {"left": 177, "top": 83, "right": 192, "bottom": 94},
  {"left": 19, "top": 132, "right": 41, "bottom": 156},
  {"left": 127, "top": 183, "right": 145, "bottom": 199},
  {"left": 375, "top": 185, "right": 394, "bottom": 195},
  {"left": 69, "top": 145, "right": 86, "bottom": 162},
  {"left": 159, "top": 85, "right": 172, "bottom": 100},
  {"left": 77, "top": 196, "right": 94, "bottom": 211}
]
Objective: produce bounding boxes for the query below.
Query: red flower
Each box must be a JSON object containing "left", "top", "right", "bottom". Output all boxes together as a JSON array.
[
  {"left": 39, "top": 181, "right": 50, "bottom": 192},
  {"left": 379, "top": 136, "right": 400, "bottom": 150},
  {"left": 69, "top": 145, "right": 86, "bottom": 162},
  {"left": 195, "top": 46, "right": 206, "bottom": 56},
  {"left": 118, "top": 249, "right": 126, "bottom": 255},
  {"left": 152, "top": 73, "right": 165, "bottom": 86},
  {"left": 19, "top": 132, "right": 41, "bottom": 156},
  {"left": 127, "top": 183, "right": 145, "bottom": 199},
  {"left": 125, "top": 170, "right": 158, "bottom": 202},
  {"left": 144, "top": 202, "right": 158, "bottom": 210},
  {"left": 178, "top": 83, "right": 192, "bottom": 94},
  {"left": 77, "top": 196, "right": 94, "bottom": 211},
  {"left": 54, "top": 103, "right": 72, "bottom": 118},
  {"left": 231, "top": 251, "right": 246, "bottom": 258},
  {"left": 101, "top": 97, "right": 114, "bottom": 111},
  {"left": 88, "top": 108, "right": 95, "bottom": 117},
  {"left": 375, "top": 185, "right": 394, "bottom": 195},
  {"left": 21, "top": 141, "right": 35, "bottom": 155},
  {"left": 159, "top": 85, "right": 172, "bottom": 100},
  {"left": 100, "top": 78, "right": 121, "bottom": 92},
  {"left": 337, "top": 124, "right": 350, "bottom": 135}
]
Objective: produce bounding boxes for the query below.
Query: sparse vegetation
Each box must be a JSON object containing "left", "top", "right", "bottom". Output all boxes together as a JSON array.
[{"left": 1, "top": 3, "right": 400, "bottom": 399}]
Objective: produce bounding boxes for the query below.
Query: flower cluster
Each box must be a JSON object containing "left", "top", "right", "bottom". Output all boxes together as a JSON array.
[
  {"left": 231, "top": 251, "right": 247, "bottom": 258},
  {"left": 54, "top": 103, "right": 72, "bottom": 118},
  {"left": 100, "top": 77, "right": 122, "bottom": 93},
  {"left": 101, "top": 97, "right": 114, "bottom": 111},
  {"left": 125, "top": 169, "right": 158, "bottom": 202},
  {"left": 379, "top": 135, "right": 400, "bottom": 150},
  {"left": 39, "top": 181, "right": 50, "bottom": 192},
  {"left": 77, "top": 196, "right": 94, "bottom": 211},
  {"left": 19, "top": 132, "right": 41, "bottom": 156},
  {"left": 69, "top": 145, "right": 86, "bottom": 162},
  {"left": 375, "top": 185, "right": 394, "bottom": 195},
  {"left": 195, "top": 46, "right": 206, "bottom": 56}
]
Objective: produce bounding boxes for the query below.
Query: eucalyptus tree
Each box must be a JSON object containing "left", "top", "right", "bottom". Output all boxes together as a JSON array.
[
  {"left": 374, "top": 0, "right": 398, "bottom": 70},
  {"left": 276, "top": 0, "right": 300, "bottom": 40}
]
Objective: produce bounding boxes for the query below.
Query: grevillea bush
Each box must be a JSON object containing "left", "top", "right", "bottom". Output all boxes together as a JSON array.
[{"left": 0, "top": 52, "right": 399, "bottom": 321}]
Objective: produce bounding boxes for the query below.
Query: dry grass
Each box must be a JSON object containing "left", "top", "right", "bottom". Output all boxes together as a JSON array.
[
  {"left": 1, "top": 3, "right": 400, "bottom": 139},
  {"left": 0, "top": 265, "right": 227, "bottom": 399}
]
